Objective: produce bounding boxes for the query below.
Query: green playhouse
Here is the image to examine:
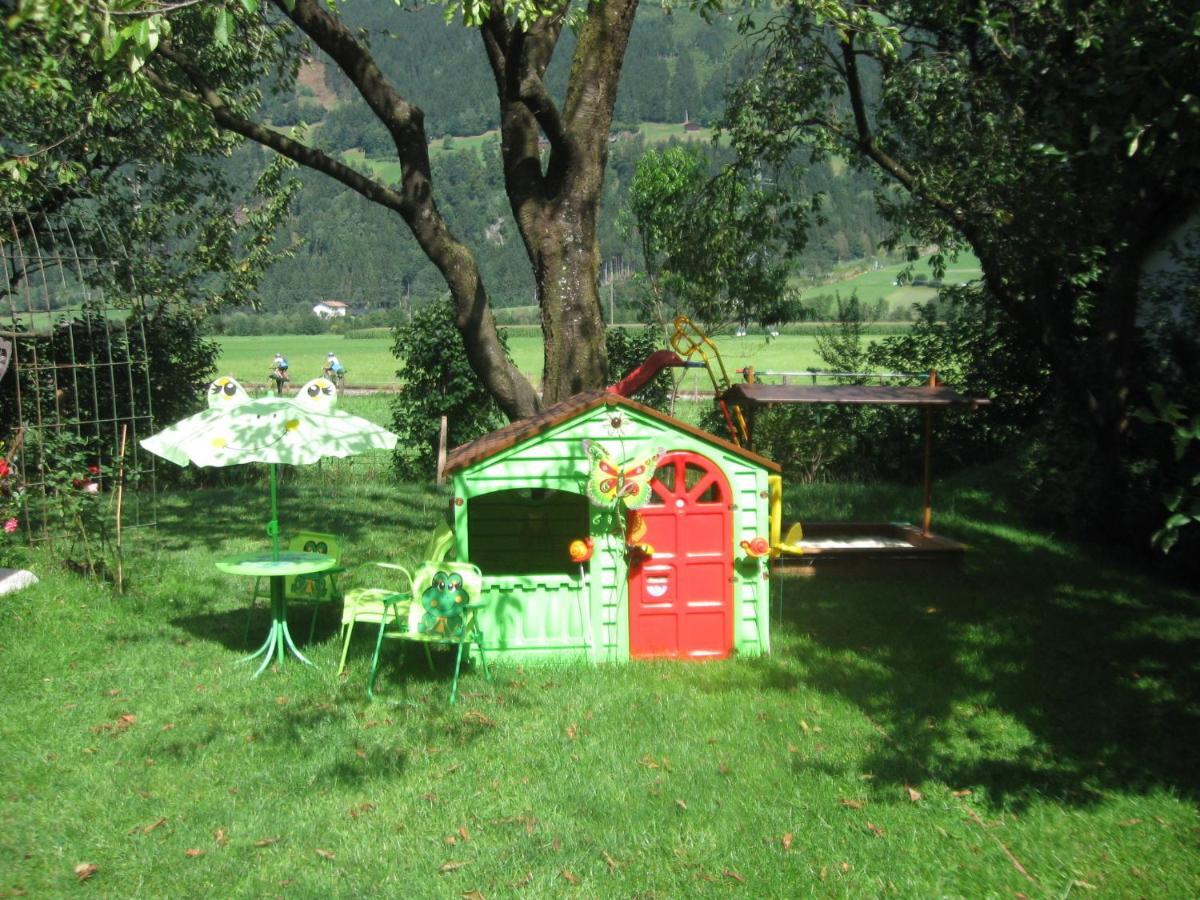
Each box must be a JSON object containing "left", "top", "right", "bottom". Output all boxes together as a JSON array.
[{"left": 444, "top": 390, "right": 780, "bottom": 664}]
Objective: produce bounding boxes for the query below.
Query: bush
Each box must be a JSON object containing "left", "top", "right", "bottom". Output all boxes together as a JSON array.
[
  {"left": 343, "top": 327, "right": 393, "bottom": 340},
  {"left": 388, "top": 302, "right": 506, "bottom": 480},
  {"left": 867, "top": 284, "right": 1049, "bottom": 468},
  {"left": 0, "top": 306, "right": 219, "bottom": 554}
]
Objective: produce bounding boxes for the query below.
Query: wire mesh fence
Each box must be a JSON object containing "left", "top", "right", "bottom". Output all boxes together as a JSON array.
[{"left": 2, "top": 210, "right": 159, "bottom": 559}]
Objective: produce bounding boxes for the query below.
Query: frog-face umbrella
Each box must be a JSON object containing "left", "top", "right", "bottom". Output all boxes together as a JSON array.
[{"left": 140, "top": 377, "right": 397, "bottom": 554}]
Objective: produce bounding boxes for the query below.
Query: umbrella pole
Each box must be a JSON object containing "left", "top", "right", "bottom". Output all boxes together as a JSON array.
[{"left": 269, "top": 463, "right": 281, "bottom": 560}]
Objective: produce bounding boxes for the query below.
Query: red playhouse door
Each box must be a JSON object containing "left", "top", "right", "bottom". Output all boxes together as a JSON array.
[{"left": 628, "top": 450, "right": 733, "bottom": 659}]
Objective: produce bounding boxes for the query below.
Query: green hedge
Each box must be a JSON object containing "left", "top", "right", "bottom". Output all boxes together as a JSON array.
[{"left": 342, "top": 327, "right": 393, "bottom": 340}]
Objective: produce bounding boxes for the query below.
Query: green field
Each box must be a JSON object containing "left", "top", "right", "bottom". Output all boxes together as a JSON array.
[
  {"left": 216, "top": 335, "right": 398, "bottom": 387},
  {"left": 1, "top": 304, "right": 132, "bottom": 332},
  {"left": 800, "top": 252, "right": 983, "bottom": 310},
  {"left": 343, "top": 122, "right": 716, "bottom": 184},
  {"left": 215, "top": 328, "right": 909, "bottom": 391}
]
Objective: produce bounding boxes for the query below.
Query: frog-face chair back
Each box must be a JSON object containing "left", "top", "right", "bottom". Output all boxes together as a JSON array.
[
  {"left": 245, "top": 531, "right": 344, "bottom": 645},
  {"left": 367, "top": 560, "right": 489, "bottom": 705}
]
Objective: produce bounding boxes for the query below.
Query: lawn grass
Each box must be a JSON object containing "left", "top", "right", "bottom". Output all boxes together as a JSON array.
[{"left": 2, "top": 462, "right": 1198, "bottom": 896}]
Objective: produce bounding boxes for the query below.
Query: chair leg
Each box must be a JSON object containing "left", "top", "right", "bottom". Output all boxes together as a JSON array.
[
  {"left": 337, "top": 621, "right": 355, "bottom": 675},
  {"left": 474, "top": 627, "right": 490, "bottom": 683},
  {"left": 449, "top": 640, "right": 467, "bottom": 705},
  {"left": 307, "top": 604, "right": 319, "bottom": 645},
  {"left": 449, "top": 629, "right": 489, "bottom": 704},
  {"left": 423, "top": 643, "right": 435, "bottom": 672},
  {"left": 366, "top": 618, "right": 390, "bottom": 700}
]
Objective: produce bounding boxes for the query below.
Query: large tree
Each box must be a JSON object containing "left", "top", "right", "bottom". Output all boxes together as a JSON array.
[
  {"left": 9, "top": 0, "right": 667, "bottom": 419},
  {"left": 726, "top": 0, "right": 1200, "bottom": 522}
]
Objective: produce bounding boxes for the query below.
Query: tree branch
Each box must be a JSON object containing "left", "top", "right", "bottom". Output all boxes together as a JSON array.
[
  {"left": 147, "top": 48, "right": 410, "bottom": 217},
  {"left": 271, "top": 0, "right": 432, "bottom": 187},
  {"left": 838, "top": 35, "right": 969, "bottom": 232},
  {"left": 150, "top": 9, "right": 541, "bottom": 420}
]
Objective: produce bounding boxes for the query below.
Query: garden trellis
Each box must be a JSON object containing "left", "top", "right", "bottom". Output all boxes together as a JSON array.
[{"left": 1, "top": 209, "right": 161, "bottom": 552}]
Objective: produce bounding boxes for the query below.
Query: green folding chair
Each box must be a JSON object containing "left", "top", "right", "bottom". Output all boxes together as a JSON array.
[
  {"left": 422, "top": 521, "right": 456, "bottom": 564},
  {"left": 336, "top": 521, "right": 456, "bottom": 675},
  {"left": 245, "top": 531, "right": 344, "bottom": 645},
  {"left": 367, "top": 560, "right": 490, "bottom": 704},
  {"left": 338, "top": 562, "right": 413, "bottom": 675}
]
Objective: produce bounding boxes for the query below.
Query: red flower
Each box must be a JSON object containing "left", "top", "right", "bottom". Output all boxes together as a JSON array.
[
  {"left": 87, "top": 465, "right": 100, "bottom": 476},
  {"left": 0, "top": 459, "right": 10, "bottom": 477}
]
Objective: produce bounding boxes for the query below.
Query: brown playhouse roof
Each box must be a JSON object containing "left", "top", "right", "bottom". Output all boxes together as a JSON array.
[
  {"left": 445, "top": 390, "right": 781, "bottom": 476},
  {"left": 724, "top": 382, "right": 991, "bottom": 408}
]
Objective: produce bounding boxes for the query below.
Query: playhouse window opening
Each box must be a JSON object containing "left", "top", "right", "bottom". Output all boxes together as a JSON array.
[
  {"left": 466, "top": 488, "right": 588, "bottom": 576},
  {"left": 654, "top": 464, "right": 676, "bottom": 494},
  {"left": 685, "top": 463, "right": 722, "bottom": 503},
  {"left": 646, "top": 459, "right": 723, "bottom": 505}
]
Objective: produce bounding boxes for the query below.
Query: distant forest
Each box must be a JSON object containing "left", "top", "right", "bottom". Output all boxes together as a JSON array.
[{"left": 230, "top": 4, "right": 888, "bottom": 322}]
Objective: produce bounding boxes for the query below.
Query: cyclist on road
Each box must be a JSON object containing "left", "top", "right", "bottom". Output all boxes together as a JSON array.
[
  {"left": 323, "top": 351, "right": 345, "bottom": 385},
  {"left": 269, "top": 352, "right": 290, "bottom": 394}
]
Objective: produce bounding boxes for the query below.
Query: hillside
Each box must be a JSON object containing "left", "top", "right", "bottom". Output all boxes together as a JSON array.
[{"left": 235, "top": 5, "right": 889, "bottom": 322}]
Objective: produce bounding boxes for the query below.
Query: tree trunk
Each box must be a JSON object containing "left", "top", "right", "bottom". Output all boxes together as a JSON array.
[
  {"left": 535, "top": 202, "right": 608, "bottom": 402},
  {"left": 484, "top": 0, "right": 639, "bottom": 406}
]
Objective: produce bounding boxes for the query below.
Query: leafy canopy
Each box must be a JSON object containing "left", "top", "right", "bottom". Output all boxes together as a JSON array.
[{"left": 626, "top": 145, "right": 801, "bottom": 334}]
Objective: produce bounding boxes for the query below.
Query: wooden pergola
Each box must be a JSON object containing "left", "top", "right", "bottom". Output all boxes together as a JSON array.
[{"left": 723, "top": 372, "right": 990, "bottom": 553}]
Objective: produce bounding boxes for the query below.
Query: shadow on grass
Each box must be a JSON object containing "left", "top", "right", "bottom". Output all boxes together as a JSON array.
[
  {"left": 169, "top": 604, "right": 349, "bottom": 652},
  {"left": 148, "top": 477, "right": 451, "bottom": 557},
  {"left": 761, "top": 484, "right": 1200, "bottom": 810}
]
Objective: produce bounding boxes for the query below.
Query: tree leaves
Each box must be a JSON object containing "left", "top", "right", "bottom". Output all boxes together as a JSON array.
[{"left": 628, "top": 146, "right": 799, "bottom": 334}]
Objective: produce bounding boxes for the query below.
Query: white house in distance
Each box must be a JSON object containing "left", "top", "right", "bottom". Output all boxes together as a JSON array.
[{"left": 313, "top": 300, "right": 349, "bottom": 318}]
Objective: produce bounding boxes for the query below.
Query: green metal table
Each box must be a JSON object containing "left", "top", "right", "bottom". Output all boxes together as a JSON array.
[{"left": 216, "top": 551, "right": 338, "bottom": 677}]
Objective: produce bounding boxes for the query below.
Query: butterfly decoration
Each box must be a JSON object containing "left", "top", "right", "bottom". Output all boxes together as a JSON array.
[{"left": 582, "top": 440, "right": 664, "bottom": 510}]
